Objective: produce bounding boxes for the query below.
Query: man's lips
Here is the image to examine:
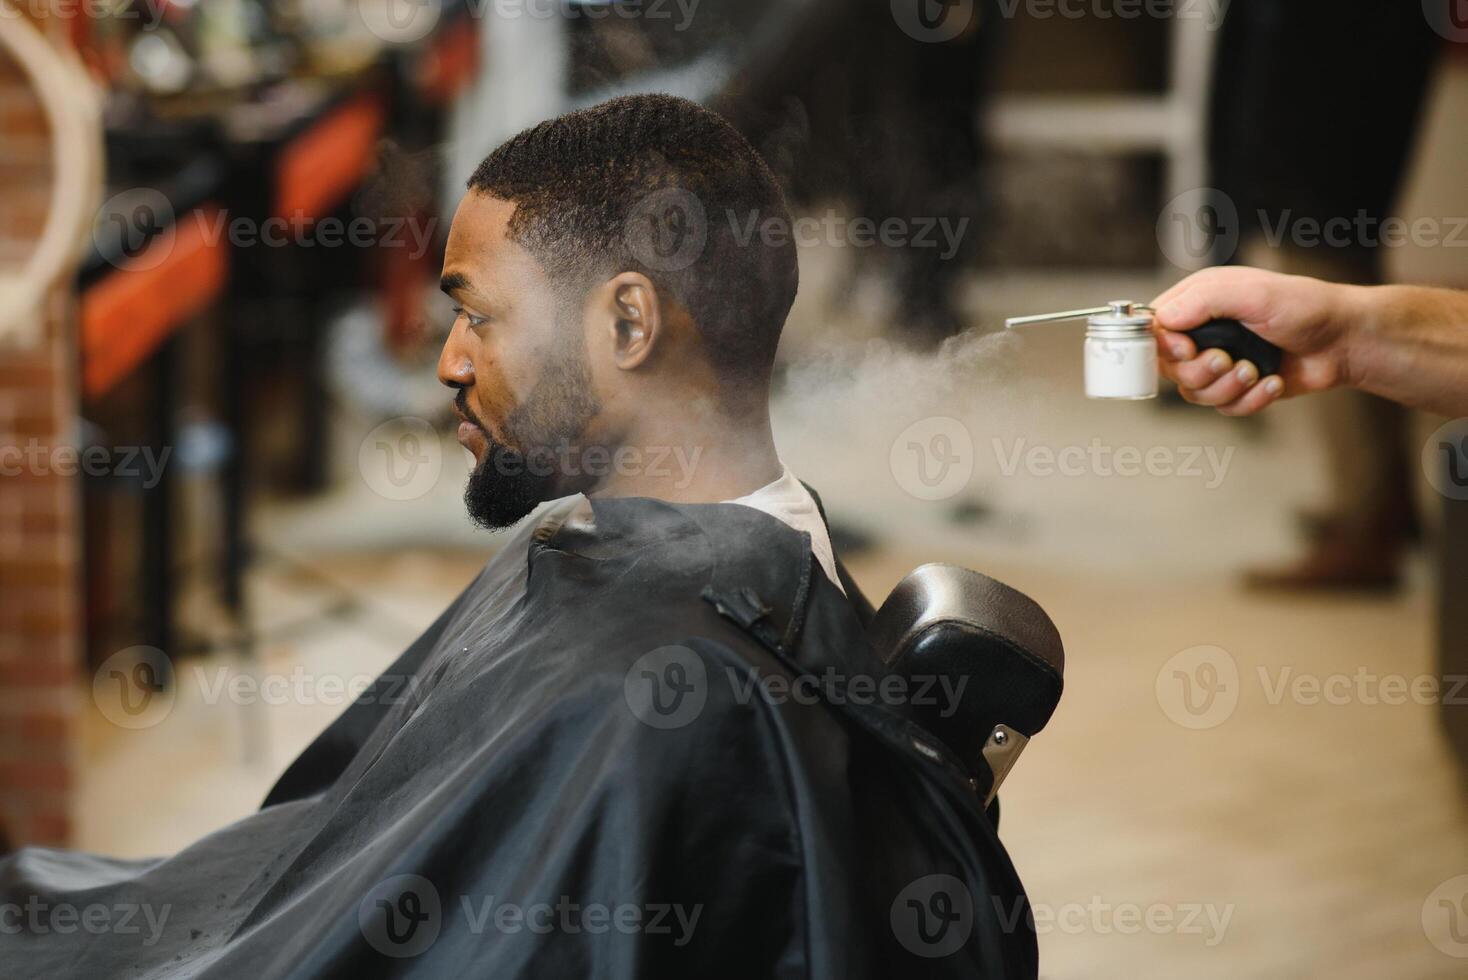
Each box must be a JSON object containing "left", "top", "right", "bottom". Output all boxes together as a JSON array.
[{"left": 453, "top": 398, "right": 489, "bottom": 451}]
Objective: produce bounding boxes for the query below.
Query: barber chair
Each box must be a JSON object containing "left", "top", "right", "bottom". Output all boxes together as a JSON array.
[{"left": 868, "top": 564, "right": 1065, "bottom": 807}]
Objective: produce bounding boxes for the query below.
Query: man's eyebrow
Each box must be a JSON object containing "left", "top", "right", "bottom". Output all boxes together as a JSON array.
[{"left": 439, "top": 272, "right": 470, "bottom": 296}]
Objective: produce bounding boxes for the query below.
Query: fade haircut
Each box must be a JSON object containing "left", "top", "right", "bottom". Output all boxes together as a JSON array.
[{"left": 467, "top": 94, "right": 799, "bottom": 396}]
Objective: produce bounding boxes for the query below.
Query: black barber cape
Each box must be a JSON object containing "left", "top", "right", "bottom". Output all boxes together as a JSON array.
[{"left": 1, "top": 496, "right": 1037, "bottom": 978}]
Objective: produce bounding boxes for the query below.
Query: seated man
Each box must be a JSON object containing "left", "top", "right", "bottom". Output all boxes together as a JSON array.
[{"left": 0, "top": 95, "right": 1036, "bottom": 978}]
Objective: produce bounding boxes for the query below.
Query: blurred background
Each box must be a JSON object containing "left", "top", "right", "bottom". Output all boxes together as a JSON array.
[{"left": 3, "top": 0, "right": 1468, "bottom": 976}]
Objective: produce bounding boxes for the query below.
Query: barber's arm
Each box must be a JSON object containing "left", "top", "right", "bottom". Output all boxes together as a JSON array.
[{"left": 1151, "top": 266, "right": 1468, "bottom": 418}]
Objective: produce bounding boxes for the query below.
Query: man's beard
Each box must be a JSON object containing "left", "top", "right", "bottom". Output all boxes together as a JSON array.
[{"left": 462, "top": 341, "right": 601, "bottom": 529}]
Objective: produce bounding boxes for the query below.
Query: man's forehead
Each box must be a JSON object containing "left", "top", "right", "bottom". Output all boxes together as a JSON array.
[
  {"left": 445, "top": 192, "right": 512, "bottom": 260},
  {"left": 443, "top": 192, "right": 537, "bottom": 293}
]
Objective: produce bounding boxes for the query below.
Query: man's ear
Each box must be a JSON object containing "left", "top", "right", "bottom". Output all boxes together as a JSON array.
[{"left": 601, "top": 271, "right": 661, "bottom": 371}]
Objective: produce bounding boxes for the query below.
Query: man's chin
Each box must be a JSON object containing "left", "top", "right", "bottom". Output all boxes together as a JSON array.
[{"left": 463, "top": 451, "right": 557, "bottom": 530}]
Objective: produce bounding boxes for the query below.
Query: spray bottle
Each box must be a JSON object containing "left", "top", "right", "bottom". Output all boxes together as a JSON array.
[{"left": 1004, "top": 301, "right": 1283, "bottom": 401}]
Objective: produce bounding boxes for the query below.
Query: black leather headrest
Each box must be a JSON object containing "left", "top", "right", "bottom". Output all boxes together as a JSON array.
[{"left": 869, "top": 564, "right": 1064, "bottom": 776}]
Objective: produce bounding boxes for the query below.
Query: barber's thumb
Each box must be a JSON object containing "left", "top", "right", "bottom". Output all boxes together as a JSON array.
[{"left": 1152, "top": 293, "right": 1211, "bottom": 331}]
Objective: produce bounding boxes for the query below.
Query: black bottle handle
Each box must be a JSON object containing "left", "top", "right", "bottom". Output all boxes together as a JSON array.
[{"left": 1183, "top": 319, "right": 1284, "bottom": 378}]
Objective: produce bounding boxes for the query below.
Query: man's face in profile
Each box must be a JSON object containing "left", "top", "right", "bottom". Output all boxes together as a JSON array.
[{"left": 438, "top": 192, "right": 603, "bottom": 528}]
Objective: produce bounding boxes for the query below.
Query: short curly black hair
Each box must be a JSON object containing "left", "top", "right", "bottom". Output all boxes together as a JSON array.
[{"left": 468, "top": 94, "right": 799, "bottom": 396}]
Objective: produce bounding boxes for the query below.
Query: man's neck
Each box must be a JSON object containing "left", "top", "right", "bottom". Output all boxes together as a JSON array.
[{"left": 588, "top": 412, "right": 783, "bottom": 504}]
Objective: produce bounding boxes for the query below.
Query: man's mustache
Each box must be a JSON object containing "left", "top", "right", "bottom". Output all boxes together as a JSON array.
[
  {"left": 456, "top": 392, "right": 528, "bottom": 462},
  {"left": 455, "top": 390, "right": 489, "bottom": 434}
]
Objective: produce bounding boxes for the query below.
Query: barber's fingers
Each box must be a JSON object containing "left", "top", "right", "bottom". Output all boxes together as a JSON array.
[
  {"left": 1216, "top": 375, "right": 1286, "bottom": 417},
  {"left": 1155, "top": 286, "right": 1269, "bottom": 335},
  {"left": 1162, "top": 347, "right": 1290, "bottom": 415},
  {"left": 1151, "top": 267, "right": 1280, "bottom": 334},
  {"left": 1161, "top": 348, "right": 1233, "bottom": 390},
  {"left": 1176, "top": 359, "right": 1262, "bottom": 407},
  {"left": 1155, "top": 327, "right": 1196, "bottom": 362}
]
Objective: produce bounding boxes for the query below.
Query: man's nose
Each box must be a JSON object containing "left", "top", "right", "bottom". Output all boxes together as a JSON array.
[{"left": 438, "top": 323, "right": 475, "bottom": 391}]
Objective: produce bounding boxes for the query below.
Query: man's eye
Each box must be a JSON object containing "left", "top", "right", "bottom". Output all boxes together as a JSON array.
[{"left": 453, "top": 306, "right": 489, "bottom": 328}]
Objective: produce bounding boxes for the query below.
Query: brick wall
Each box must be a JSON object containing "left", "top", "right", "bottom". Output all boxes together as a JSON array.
[{"left": 0, "top": 6, "right": 83, "bottom": 848}]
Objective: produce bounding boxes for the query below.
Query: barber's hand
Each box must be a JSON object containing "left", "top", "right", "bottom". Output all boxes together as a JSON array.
[{"left": 1151, "top": 266, "right": 1360, "bottom": 416}]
